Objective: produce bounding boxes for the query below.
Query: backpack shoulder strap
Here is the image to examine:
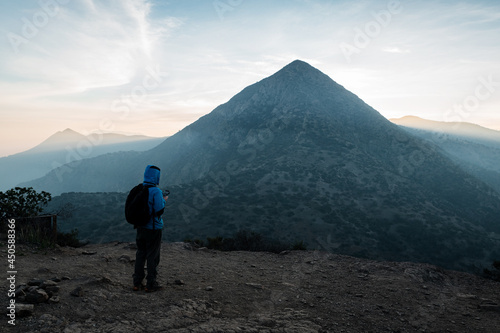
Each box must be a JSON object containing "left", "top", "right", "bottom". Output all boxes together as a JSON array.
[
  {"left": 144, "top": 184, "right": 156, "bottom": 230},
  {"left": 148, "top": 187, "right": 154, "bottom": 230}
]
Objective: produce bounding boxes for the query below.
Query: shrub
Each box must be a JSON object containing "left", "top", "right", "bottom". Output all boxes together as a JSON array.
[
  {"left": 184, "top": 238, "right": 204, "bottom": 248},
  {"left": 206, "top": 236, "right": 225, "bottom": 250},
  {"left": 201, "top": 230, "right": 307, "bottom": 253},
  {"left": 57, "top": 229, "right": 81, "bottom": 247},
  {"left": 292, "top": 240, "right": 307, "bottom": 251},
  {"left": 483, "top": 260, "right": 500, "bottom": 281},
  {"left": 18, "top": 221, "right": 54, "bottom": 249}
]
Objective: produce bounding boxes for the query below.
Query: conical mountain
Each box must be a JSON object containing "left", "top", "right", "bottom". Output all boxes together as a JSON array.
[
  {"left": 144, "top": 60, "right": 394, "bottom": 185},
  {"left": 28, "top": 60, "right": 500, "bottom": 271},
  {"left": 27, "top": 60, "right": 391, "bottom": 191}
]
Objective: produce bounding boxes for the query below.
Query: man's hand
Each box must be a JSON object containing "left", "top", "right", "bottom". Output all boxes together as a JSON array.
[{"left": 162, "top": 190, "right": 170, "bottom": 200}]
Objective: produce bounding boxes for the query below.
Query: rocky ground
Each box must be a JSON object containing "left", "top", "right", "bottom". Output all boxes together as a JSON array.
[{"left": 1, "top": 241, "right": 500, "bottom": 333}]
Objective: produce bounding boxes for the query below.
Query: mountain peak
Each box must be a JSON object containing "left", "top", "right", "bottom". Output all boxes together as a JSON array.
[
  {"left": 189, "top": 60, "right": 387, "bottom": 135},
  {"left": 282, "top": 59, "right": 316, "bottom": 72},
  {"left": 270, "top": 59, "right": 330, "bottom": 82},
  {"left": 44, "top": 129, "right": 84, "bottom": 143},
  {"left": 61, "top": 128, "right": 78, "bottom": 134}
]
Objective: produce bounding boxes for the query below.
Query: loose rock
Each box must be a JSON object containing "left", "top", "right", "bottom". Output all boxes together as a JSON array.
[
  {"left": 70, "top": 286, "right": 84, "bottom": 297},
  {"left": 16, "top": 304, "right": 35, "bottom": 317},
  {"left": 26, "top": 289, "right": 49, "bottom": 303},
  {"left": 27, "top": 278, "right": 44, "bottom": 286},
  {"left": 48, "top": 296, "right": 60, "bottom": 304}
]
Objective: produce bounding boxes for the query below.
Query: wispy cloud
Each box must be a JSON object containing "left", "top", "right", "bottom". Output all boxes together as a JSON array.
[{"left": 1, "top": 0, "right": 178, "bottom": 95}]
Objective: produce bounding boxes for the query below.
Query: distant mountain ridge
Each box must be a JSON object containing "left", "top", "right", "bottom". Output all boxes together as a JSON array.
[
  {"left": 391, "top": 116, "right": 500, "bottom": 194},
  {"left": 0, "top": 129, "right": 165, "bottom": 191},
  {"left": 391, "top": 116, "right": 500, "bottom": 148},
  {"left": 27, "top": 129, "right": 87, "bottom": 153},
  {"left": 37, "top": 60, "right": 500, "bottom": 272}
]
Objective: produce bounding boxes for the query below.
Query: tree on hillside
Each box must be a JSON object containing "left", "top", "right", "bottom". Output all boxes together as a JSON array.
[
  {"left": 0, "top": 187, "right": 52, "bottom": 220},
  {"left": 483, "top": 260, "right": 500, "bottom": 281}
]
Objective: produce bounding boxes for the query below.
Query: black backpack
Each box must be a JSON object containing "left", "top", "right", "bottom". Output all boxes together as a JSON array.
[{"left": 125, "top": 184, "right": 153, "bottom": 227}]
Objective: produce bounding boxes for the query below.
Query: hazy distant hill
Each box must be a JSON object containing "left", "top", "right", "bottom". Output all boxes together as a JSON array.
[
  {"left": 0, "top": 129, "right": 165, "bottom": 191},
  {"left": 42, "top": 60, "right": 500, "bottom": 272},
  {"left": 391, "top": 116, "right": 500, "bottom": 194},
  {"left": 391, "top": 116, "right": 500, "bottom": 148}
]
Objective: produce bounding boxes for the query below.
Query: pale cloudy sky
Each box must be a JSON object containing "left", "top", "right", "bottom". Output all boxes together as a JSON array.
[{"left": 1, "top": 0, "right": 500, "bottom": 157}]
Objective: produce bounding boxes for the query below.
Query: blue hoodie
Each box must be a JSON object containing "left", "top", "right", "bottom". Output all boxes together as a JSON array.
[{"left": 142, "top": 165, "right": 165, "bottom": 230}]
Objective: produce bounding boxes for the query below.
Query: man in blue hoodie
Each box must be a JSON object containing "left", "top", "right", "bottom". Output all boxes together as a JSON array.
[{"left": 133, "top": 165, "right": 167, "bottom": 292}]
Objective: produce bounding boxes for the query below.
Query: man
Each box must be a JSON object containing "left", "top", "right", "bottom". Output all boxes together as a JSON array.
[{"left": 133, "top": 165, "right": 168, "bottom": 292}]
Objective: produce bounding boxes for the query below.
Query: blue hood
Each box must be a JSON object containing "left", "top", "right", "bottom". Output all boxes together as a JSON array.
[{"left": 143, "top": 165, "right": 160, "bottom": 185}]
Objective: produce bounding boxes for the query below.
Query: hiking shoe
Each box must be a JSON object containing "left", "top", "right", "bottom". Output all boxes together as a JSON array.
[
  {"left": 133, "top": 284, "right": 144, "bottom": 291},
  {"left": 145, "top": 283, "right": 163, "bottom": 293}
]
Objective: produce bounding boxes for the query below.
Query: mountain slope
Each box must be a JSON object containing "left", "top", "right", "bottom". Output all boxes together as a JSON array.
[
  {"left": 38, "top": 60, "right": 500, "bottom": 271},
  {"left": 1, "top": 129, "right": 165, "bottom": 191}
]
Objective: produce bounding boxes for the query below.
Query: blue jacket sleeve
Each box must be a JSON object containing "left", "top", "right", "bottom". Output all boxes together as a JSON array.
[{"left": 151, "top": 188, "right": 166, "bottom": 215}]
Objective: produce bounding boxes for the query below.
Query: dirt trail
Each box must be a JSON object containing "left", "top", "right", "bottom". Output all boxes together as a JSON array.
[{"left": 2, "top": 242, "right": 500, "bottom": 332}]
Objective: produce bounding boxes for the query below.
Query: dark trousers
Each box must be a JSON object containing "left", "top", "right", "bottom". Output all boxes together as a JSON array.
[{"left": 133, "top": 227, "right": 162, "bottom": 287}]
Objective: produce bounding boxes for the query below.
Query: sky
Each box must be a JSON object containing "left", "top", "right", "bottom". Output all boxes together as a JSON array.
[{"left": 1, "top": 0, "right": 500, "bottom": 157}]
